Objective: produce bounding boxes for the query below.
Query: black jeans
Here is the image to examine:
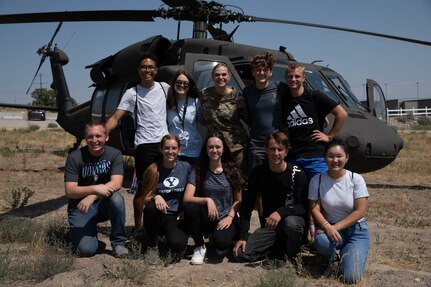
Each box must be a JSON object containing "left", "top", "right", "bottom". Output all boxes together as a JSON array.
[
  {"left": 235, "top": 215, "right": 306, "bottom": 262},
  {"left": 183, "top": 202, "right": 238, "bottom": 257},
  {"left": 143, "top": 201, "right": 188, "bottom": 254}
]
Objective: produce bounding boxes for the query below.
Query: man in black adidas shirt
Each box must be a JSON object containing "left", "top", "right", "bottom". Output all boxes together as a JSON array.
[{"left": 281, "top": 63, "right": 347, "bottom": 181}]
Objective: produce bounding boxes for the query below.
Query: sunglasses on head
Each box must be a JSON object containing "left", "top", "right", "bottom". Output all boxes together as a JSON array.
[{"left": 175, "top": 80, "right": 189, "bottom": 87}]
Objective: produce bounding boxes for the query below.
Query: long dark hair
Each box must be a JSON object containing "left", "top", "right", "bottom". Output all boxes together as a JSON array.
[
  {"left": 195, "top": 132, "right": 242, "bottom": 197},
  {"left": 167, "top": 70, "right": 199, "bottom": 110}
]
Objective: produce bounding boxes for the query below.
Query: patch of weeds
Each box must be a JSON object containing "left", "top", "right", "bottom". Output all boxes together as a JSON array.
[
  {"left": 31, "top": 244, "right": 74, "bottom": 281},
  {"left": 0, "top": 216, "right": 43, "bottom": 244},
  {"left": 28, "top": 124, "right": 41, "bottom": 132},
  {"left": 103, "top": 259, "right": 149, "bottom": 285},
  {"left": 396, "top": 114, "right": 414, "bottom": 123},
  {"left": 256, "top": 263, "right": 297, "bottom": 287},
  {"left": 0, "top": 146, "right": 15, "bottom": 157},
  {"left": 411, "top": 124, "right": 431, "bottom": 131},
  {"left": 15, "top": 125, "right": 40, "bottom": 133},
  {"left": 1, "top": 184, "right": 35, "bottom": 210},
  {"left": 47, "top": 122, "right": 58, "bottom": 128},
  {"left": 43, "top": 219, "right": 71, "bottom": 249},
  {"left": 0, "top": 217, "right": 74, "bottom": 283}
]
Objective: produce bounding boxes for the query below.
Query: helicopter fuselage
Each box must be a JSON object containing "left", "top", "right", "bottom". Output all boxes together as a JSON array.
[{"left": 51, "top": 35, "right": 403, "bottom": 173}]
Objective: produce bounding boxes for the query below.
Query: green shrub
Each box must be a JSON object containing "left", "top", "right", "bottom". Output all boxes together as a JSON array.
[
  {"left": 417, "top": 116, "right": 431, "bottom": 126},
  {"left": 28, "top": 125, "right": 40, "bottom": 132},
  {"left": 0, "top": 147, "right": 15, "bottom": 157},
  {"left": 1, "top": 184, "right": 35, "bottom": 210},
  {"left": 47, "top": 122, "right": 58, "bottom": 128}
]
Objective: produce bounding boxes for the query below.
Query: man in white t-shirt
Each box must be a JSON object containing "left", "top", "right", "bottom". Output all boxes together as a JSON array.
[{"left": 106, "top": 53, "right": 169, "bottom": 229}]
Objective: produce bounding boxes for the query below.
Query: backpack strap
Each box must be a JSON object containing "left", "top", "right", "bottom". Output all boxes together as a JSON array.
[
  {"left": 134, "top": 86, "right": 138, "bottom": 129},
  {"left": 158, "top": 82, "right": 167, "bottom": 98}
]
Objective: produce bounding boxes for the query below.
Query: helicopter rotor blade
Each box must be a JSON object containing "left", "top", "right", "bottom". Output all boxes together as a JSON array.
[
  {"left": 0, "top": 10, "right": 160, "bottom": 24},
  {"left": 46, "top": 22, "right": 63, "bottom": 50},
  {"left": 161, "top": 0, "right": 201, "bottom": 8},
  {"left": 246, "top": 16, "right": 431, "bottom": 47},
  {"left": 26, "top": 22, "right": 63, "bottom": 95},
  {"left": 26, "top": 57, "right": 46, "bottom": 95}
]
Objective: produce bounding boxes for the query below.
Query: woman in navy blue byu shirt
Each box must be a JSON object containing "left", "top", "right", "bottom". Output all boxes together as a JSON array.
[
  {"left": 136, "top": 134, "right": 193, "bottom": 262},
  {"left": 183, "top": 132, "right": 243, "bottom": 265}
]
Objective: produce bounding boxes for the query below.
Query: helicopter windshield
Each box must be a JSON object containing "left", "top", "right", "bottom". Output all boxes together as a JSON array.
[
  {"left": 271, "top": 64, "right": 368, "bottom": 111},
  {"left": 192, "top": 60, "right": 242, "bottom": 91},
  {"left": 321, "top": 70, "right": 368, "bottom": 111}
]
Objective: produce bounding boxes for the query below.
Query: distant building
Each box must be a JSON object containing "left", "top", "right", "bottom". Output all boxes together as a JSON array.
[
  {"left": 360, "top": 99, "right": 399, "bottom": 109},
  {"left": 385, "top": 99, "right": 399, "bottom": 110},
  {"left": 400, "top": 98, "right": 431, "bottom": 109}
]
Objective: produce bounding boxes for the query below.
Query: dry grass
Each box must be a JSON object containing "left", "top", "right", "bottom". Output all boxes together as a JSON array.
[{"left": 0, "top": 127, "right": 430, "bottom": 286}]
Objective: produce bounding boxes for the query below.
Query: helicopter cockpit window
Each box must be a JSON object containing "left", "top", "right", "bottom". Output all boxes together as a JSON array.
[
  {"left": 104, "top": 86, "right": 124, "bottom": 117},
  {"left": 371, "top": 84, "right": 386, "bottom": 121},
  {"left": 91, "top": 88, "right": 105, "bottom": 121},
  {"left": 322, "top": 71, "right": 367, "bottom": 112},
  {"left": 192, "top": 60, "right": 241, "bottom": 91},
  {"left": 303, "top": 70, "right": 339, "bottom": 103}
]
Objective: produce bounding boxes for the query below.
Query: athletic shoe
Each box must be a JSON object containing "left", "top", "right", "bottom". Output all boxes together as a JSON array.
[
  {"left": 112, "top": 244, "right": 129, "bottom": 258},
  {"left": 190, "top": 245, "right": 206, "bottom": 265}
]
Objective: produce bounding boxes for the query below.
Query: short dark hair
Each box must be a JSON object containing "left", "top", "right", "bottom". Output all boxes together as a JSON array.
[
  {"left": 325, "top": 137, "right": 349, "bottom": 155},
  {"left": 137, "top": 53, "right": 158, "bottom": 67},
  {"left": 265, "top": 131, "right": 290, "bottom": 150}
]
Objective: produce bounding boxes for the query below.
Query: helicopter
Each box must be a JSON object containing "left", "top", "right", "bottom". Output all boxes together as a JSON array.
[{"left": 1, "top": 1, "right": 429, "bottom": 173}]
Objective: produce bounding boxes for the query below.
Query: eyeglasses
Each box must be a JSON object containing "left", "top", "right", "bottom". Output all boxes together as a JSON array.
[
  {"left": 175, "top": 80, "right": 189, "bottom": 88},
  {"left": 139, "top": 65, "right": 156, "bottom": 71}
]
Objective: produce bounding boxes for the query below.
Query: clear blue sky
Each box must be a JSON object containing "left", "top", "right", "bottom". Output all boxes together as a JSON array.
[{"left": 0, "top": 0, "right": 430, "bottom": 105}]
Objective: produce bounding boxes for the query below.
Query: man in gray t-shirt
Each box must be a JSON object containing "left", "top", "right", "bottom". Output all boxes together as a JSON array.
[
  {"left": 243, "top": 52, "right": 283, "bottom": 174},
  {"left": 64, "top": 122, "right": 127, "bottom": 258}
]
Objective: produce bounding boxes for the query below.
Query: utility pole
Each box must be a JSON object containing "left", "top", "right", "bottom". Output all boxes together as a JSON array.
[{"left": 416, "top": 82, "right": 419, "bottom": 100}]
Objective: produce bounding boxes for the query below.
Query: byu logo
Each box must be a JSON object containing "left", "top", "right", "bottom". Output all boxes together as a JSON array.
[{"left": 163, "top": 177, "right": 179, "bottom": 188}]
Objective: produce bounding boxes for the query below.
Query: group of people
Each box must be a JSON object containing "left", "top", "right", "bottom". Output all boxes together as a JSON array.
[{"left": 64, "top": 52, "right": 370, "bottom": 284}]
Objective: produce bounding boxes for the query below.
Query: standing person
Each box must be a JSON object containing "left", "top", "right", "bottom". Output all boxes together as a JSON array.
[
  {"left": 243, "top": 52, "right": 283, "bottom": 173},
  {"left": 282, "top": 62, "right": 347, "bottom": 181},
  {"left": 183, "top": 132, "right": 242, "bottom": 265},
  {"left": 233, "top": 132, "right": 308, "bottom": 262},
  {"left": 64, "top": 121, "right": 128, "bottom": 258},
  {"left": 200, "top": 63, "right": 249, "bottom": 172},
  {"left": 106, "top": 53, "right": 169, "bottom": 229},
  {"left": 308, "top": 138, "right": 370, "bottom": 284},
  {"left": 134, "top": 134, "right": 192, "bottom": 262},
  {"left": 166, "top": 70, "right": 203, "bottom": 167}
]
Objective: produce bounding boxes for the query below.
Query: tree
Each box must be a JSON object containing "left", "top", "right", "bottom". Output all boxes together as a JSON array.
[
  {"left": 30, "top": 88, "right": 78, "bottom": 107},
  {"left": 31, "top": 88, "right": 56, "bottom": 107}
]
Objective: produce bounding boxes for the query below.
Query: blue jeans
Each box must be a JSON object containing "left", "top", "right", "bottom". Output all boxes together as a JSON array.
[
  {"left": 314, "top": 220, "right": 370, "bottom": 284},
  {"left": 289, "top": 157, "right": 328, "bottom": 182},
  {"left": 68, "top": 192, "right": 127, "bottom": 257}
]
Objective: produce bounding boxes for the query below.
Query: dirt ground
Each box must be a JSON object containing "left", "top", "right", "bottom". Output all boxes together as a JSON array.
[{"left": 1, "top": 130, "right": 431, "bottom": 286}]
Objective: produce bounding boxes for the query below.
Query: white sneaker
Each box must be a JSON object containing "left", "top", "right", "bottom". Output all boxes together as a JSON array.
[{"left": 190, "top": 245, "right": 206, "bottom": 265}]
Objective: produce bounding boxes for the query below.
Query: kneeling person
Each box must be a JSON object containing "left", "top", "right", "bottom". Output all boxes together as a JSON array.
[
  {"left": 64, "top": 121, "right": 128, "bottom": 257},
  {"left": 233, "top": 131, "right": 308, "bottom": 262}
]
